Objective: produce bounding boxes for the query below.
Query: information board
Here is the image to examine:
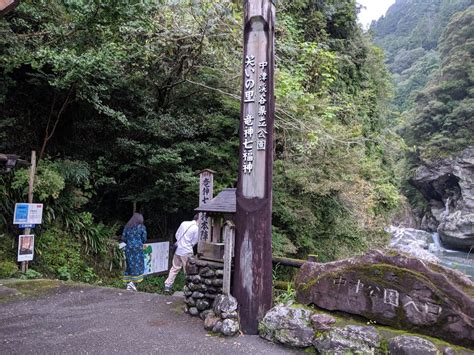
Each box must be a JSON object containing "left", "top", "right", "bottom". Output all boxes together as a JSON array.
[
  {"left": 143, "top": 241, "right": 169, "bottom": 275},
  {"left": 17, "top": 234, "right": 34, "bottom": 262},
  {"left": 13, "top": 203, "right": 43, "bottom": 225}
]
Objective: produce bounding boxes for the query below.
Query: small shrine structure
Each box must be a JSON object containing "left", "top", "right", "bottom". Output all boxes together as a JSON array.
[{"left": 195, "top": 187, "right": 236, "bottom": 262}]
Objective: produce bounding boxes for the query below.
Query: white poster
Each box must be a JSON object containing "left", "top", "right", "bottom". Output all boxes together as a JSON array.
[
  {"left": 17, "top": 234, "right": 34, "bottom": 262},
  {"left": 143, "top": 242, "right": 169, "bottom": 275},
  {"left": 13, "top": 203, "right": 43, "bottom": 224}
]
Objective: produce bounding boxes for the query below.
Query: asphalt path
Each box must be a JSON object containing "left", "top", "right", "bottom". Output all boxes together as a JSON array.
[{"left": 0, "top": 281, "right": 300, "bottom": 354}]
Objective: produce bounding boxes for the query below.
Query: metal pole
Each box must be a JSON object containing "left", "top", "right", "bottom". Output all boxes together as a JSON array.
[{"left": 234, "top": 0, "right": 275, "bottom": 334}]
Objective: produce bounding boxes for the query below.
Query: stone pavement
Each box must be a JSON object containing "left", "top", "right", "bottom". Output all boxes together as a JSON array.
[{"left": 0, "top": 281, "right": 300, "bottom": 354}]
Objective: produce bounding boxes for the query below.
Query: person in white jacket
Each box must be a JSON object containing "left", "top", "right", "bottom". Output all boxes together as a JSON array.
[{"left": 164, "top": 214, "right": 199, "bottom": 294}]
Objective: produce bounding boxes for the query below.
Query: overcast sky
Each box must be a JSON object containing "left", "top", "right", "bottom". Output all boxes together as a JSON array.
[{"left": 357, "top": 0, "right": 396, "bottom": 28}]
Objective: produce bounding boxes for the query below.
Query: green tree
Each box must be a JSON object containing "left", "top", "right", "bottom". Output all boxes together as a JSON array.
[{"left": 403, "top": 6, "right": 474, "bottom": 160}]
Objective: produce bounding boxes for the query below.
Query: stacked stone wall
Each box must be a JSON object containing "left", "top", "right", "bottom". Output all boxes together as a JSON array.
[
  {"left": 184, "top": 258, "right": 223, "bottom": 317},
  {"left": 184, "top": 257, "right": 239, "bottom": 336}
]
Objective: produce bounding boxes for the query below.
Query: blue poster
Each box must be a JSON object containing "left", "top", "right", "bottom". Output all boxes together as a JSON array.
[{"left": 14, "top": 204, "right": 29, "bottom": 223}]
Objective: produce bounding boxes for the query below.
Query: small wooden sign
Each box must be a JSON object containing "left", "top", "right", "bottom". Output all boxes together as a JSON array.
[{"left": 197, "top": 169, "right": 214, "bottom": 252}]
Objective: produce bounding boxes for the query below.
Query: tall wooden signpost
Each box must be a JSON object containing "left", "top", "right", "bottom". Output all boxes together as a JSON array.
[{"left": 234, "top": 0, "right": 275, "bottom": 334}]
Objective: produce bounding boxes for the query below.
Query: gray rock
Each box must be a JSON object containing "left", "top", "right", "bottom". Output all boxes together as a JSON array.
[
  {"left": 203, "top": 279, "right": 213, "bottom": 286},
  {"left": 313, "top": 325, "right": 381, "bottom": 354},
  {"left": 183, "top": 286, "right": 192, "bottom": 297},
  {"left": 204, "top": 314, "right": 220, "bottom": 330},
  {"left": 196, "top": 284, "right": 207, "bottom": 293},
  {"left": 188, "top": 282, "right": 199, "bottom": 291},
  {"left": 185, "top": 297, "right": 196, "bottom": 306},
  {"left": 204, "top": 293, "right": 216, "bottom": 299},
  {"left": 222, "top": 311, "right": 238, "bottom": 319},
  {"left": 188, "top": 257, "right": 196, "bottom": 265},
  {"left": 196, "top": 260, "right": 209, "bottom": 267},
  {"left": 387, "top": 226, "right": 440, "bottom": 263},
  {"left": 196, "top": 299, "right": 210, "bottom": 311},
  {"left": 221, "top": 319, "right": 240, "bottom": 336},
  {"left": 191, "top": 291, "right": 204, "bottom": 299},
  {"left": 258, "top": 305, "right": 314, "bottom": 347},
  {"left": 188, "top": 307, "right": 199, "bottom": 317},
  {"left": 310, "top": 313, "right": 336, "bottom": 331},
  {"left": 410, "top": 147, "right": 474, "bottom": 250},
  {"left": 199, "top": 309, "right": 214, "bottom": 320},
  {"left": 206, "top": 286, "right": 217, "bottom": 294},
  {"left": 296, "top": 250, "right": 474, "bottom": 347},
  {"left": 212, "top": 321, "right": 223, "bottom": 333},
  {"left": 443, "top": 347, "right": 456, "bottom": 355},
  {"left": 215, "top": 269, "right": 224, "bottom": 276},
  {"left": 199, "top": 267, "right": 210, "bottom": 275},
  {"left": 439, "top": 211, "right": 474, "bottom": 249},
  {"left": 212, "top": 279, "right": 223, "bottom": 287},
  {"left": 213, "top": 295, "right": 238, "bottom": 315},
  {"left": 388, "top": 335, "right": 438, "bottom": 355},
  {"left": 201, "top": 269, "right": 216, "bottom": 278},
  {"left": 186, "top": 275, "right": 201, "bottom": 283}
]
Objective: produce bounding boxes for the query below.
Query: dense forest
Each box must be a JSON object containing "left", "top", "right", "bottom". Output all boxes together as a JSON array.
[
  {"left": 371, "top": 0, "right": 473, "bottom": 113},
  {"left": 371, "top": 1, "right": 473, "bottom": 221},
  {"left": 1, "top": 0, "right": 452, "bottom": 283}
]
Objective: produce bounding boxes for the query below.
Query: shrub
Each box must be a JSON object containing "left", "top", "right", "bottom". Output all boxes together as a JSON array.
[
  {"left": 20, "top": 268, "right": 43, "bottom": 279},
  {"left": 0, "top": 260, "right": 18, "bottom": 278},
  {"left": 57, "top": 266, "right": 71, "bottom": 281}
]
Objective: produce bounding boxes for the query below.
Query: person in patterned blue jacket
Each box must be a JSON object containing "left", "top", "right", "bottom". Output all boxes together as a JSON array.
[{"left": 122, "top": 213, "right": 147, "bottom": 291}]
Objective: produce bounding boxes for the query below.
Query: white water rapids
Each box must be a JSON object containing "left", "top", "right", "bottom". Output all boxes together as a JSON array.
[{"left": 388, "top": 226, "right": 474, "bottom": 279}]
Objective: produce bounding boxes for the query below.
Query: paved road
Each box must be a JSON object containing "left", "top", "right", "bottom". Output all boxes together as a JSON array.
[{"left": 0, "top": 281, "right": 300, "bottom": 354}]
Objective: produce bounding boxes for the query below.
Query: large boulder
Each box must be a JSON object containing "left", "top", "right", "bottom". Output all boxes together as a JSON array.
[
  {"left": 388, "top": 335, "right": 438, "bottom": 355},
  {"left": 411, "top": 147, "right": 474, "bottom": 250},
  {"left": 387, "top": 226, "right": 439, "bottom": 263},
  {"left": 312, "top": 325, "right": 381, "bottom": 354},
  {"left": 259, "top": 305, "right": 315, "bottom": 347},
  {"left": 295, "top": 250, "right": 474, "bottom": 347}
]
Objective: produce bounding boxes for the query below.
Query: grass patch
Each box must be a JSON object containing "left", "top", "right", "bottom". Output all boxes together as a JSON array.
[
  {"left": 0, "top": 278, "right": 63, "bottom": 302},
  {"left": 104, "top": 272, "right": 186, "bottom": 295}
]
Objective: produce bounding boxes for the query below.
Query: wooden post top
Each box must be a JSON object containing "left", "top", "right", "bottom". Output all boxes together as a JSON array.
[{"left": 195, "top": 169, "right": 216, "bottom": 176}]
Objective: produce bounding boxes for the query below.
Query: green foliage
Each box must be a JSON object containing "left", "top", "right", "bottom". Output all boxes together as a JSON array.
[
  {"left": 1, "top": 0, "right": 402, "bottom": 270},
  {"left": 12, "top": 160, "right": 65, "bottom": 201},
  {"left": 371, "top": 0, "right": 473, "bottom": 112},
  {"left": 135, "top": 273, "right": 186, "bottom": 294},
  {"left": 403, "top": 6, "right": 474, "bottom": 160},
  {"left": 270, "top": 1, "right": 401, "bottom": 259},
  {"left": 274, "top": 282, "right": 296, "bottom": 305},
  {"left": 19, "top": 268, "right": 43, "bottom": 280},
  {"left": 0, "top": 260, "right": 18, "bottom": 278},
  {"left": 56, "top": 265, "right": 71, "bottom": 281}
]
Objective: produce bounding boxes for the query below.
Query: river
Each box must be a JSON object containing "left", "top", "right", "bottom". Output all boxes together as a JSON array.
[
  {"left": 429, "top": 232, "right": 474, "bottom": 279},
  {"left": 388, "top": 226, "right": 474, "bottom": 279}
]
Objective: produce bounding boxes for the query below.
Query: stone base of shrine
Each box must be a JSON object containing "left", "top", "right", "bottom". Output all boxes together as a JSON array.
[{"left": 184, "top": 257, "right": 240, "bottom": 336}]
